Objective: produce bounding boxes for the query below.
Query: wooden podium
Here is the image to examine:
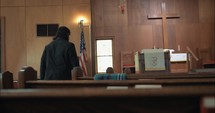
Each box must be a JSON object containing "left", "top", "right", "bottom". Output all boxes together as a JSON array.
[
  {"left": 135, "top": 50, "right": 170, "bottom": 74},
  {"left": 170, "top": 53, "right": 188, "bottom": 73}
]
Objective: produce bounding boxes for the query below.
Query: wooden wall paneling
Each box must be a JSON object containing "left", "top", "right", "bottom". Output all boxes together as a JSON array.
[
  {"left": 127, "top": 0, "right": 150, "bottom": 25},
  {"left": 176, "top": 24, "right": 200, "bottom": 51},
  {"left": 103, "top": 0, "right": 118, "bottom": 27},
  {"left": 176, "top": 0, "right": 199, "bottom": 23},
  {"left": 91, "top": 0, "right": 104, "bottom": 27},
  {"left": 175, "top": 24, "right": 187, "bottom": 52},
  {"left": 63, "top": 0, "right": 91, "bottom": 27},
  {"left": 26, "top": 0, "right": 62, "bottom": 6},
  {"left": 0, "top": 0, "right": 25, "bottom": 6},
  {"left": 63, "top": 0, "right": 91, "bottom": 52},
  {"left": 90, "top": 13, "right": 96, "bottom": 76},
  {"left": 63, "top": 0, "right": 90, "bottom": 5},
  {"left": 94, "top": 27, "right": 105, "bottom": 37},
  {"left": 213, "top": 0, "right": 215, "bottom": 56},
  {"left": 167, "top": 24, "right": 177, "bottom": 50},
  {"left": 175, "top": 23, "right": 201, "bottom": 68},
  {"left": 199, "top": 24, "right": 215, "bottom": 59},
  {"left": 128, "top": 25, "right": 153, "bottom": 51},
  {"left": 120, "top": 27, "right": 130, "bottom": 51},
  {"left": 199, "top": 24, "right": 214, "bottom": 48},
  {"left": 117, "top": 7, "right": 128, "bottom": 26},
  {"left": 199, "top": 0, "right": 215, "bottom": 23},
  {"left": 113, "top": 36, "right": 122, "bottom": 73},
  {"left": 0, "top": 17, "right": 6, "bottom": 72},
  {"left": 164, "top": 0, "right": 177, "bottom": 14},
  {"left": 26, "top": 6, "right": 63, "bottom": 78},
  {"left": 122, "top": 27, "right": 131, "bottom": 52},
  {"left": 1, "top": 7, "right": 26, "bottom": 80},
  {"left": 152, "top": 25, "right": 163, "bottom": 48},
  {"left": 148, "top": 0, "right": 163, "bottom": 25},
  {"left": 103, "top": 27, "right": 120, "bottom": 37},
  {"left": 124, "top": 27, "right": 134, "bottom": 51},
  {"left": 187, "top": 24, "right": 201, "bottom": 53},
  {"left": 164, "top": 0, "right": 180, "bottom": 25},
  {"left": 198, "top": 0, "right": 215, "bottom": 59}
]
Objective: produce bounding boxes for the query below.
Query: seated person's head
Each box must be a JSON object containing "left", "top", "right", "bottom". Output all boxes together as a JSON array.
[
  {"left": 106, "top": 67, "right": 114, "bottom": 74},
  {"left": 123, "top": 68, "right": 131, "bottom": 74}
]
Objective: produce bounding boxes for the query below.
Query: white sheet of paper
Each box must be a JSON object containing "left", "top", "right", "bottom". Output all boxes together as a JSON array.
[
  {"left": 171, "top": 53, "right": 187, "bottom": 62},
  {"left": 135, "top": 84, "right": 162, "bottom": 89},
  {"left": 106, "top": 86, "right": 128, "bottom": 90}
]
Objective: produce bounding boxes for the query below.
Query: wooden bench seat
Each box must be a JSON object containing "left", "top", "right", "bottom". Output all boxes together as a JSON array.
[{"left": 0, "top": 86, "right": 214, "bottom": 113}]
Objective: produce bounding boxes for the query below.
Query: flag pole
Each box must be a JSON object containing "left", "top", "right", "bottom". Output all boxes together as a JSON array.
[
  {"left": 79, "top": 20, "right": 88, "bottom": 76},
  {"left": 79, "top": 20, "right": 84, "bottom": 31}
]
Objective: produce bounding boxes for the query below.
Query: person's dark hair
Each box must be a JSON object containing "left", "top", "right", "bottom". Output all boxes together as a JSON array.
[
  {"left": 106, "top": 67, "right": 114, "bottom": 74},
  {"left": 53, "top": 26, "right": 70, "bottom": 41}
]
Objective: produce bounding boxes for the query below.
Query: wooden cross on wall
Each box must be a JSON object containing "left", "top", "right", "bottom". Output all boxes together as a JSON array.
[{"left": 148, "top": 2, "right": 180, "bottom": 49}]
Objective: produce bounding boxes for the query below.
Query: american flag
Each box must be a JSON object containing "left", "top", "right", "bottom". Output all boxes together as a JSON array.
[{"left": 79, "top": 30, "right": 88, "bottom": 76}]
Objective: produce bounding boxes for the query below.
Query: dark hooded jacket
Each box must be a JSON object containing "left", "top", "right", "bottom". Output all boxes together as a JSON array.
[{"left": 40, "top": 26, "right": 79, "bottom": 80}]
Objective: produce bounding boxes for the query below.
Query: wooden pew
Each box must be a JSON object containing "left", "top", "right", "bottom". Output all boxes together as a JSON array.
[
  {"left": 0, "top": 86, "right": 214, "bottom": 113},
  {"left": 14, "top": 66, "right": 215, "bottom": 112},
  {"left": 16, "top": 67, "right": 215, "bottom": 88},
  {"left": 77, "top": 73, "right": 215, "bottom": 80},
  {"left": 0, "top": 71, "right": 13, "bottom": 89},
  {"left": 71, "top": 67, "right": 215, "bottom": 80},
  {"left": 18, "top": 66, "right": 215, "bottom": 89}
]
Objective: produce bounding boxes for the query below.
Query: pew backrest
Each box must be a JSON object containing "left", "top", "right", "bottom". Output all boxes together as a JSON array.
[
  {"left": 18, "top": 66, "right": 37, "bottom": 88},
  {"left": 0, "top": 71, "right": 13, "bottom": 89},
  {"left": 71, "top": 67, "right": 83, "bottom": 80}
]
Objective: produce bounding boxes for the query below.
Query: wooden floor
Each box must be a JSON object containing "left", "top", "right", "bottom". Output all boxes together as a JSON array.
[{"left": 1, "top": 86, "right": 214, "bottom": 113}]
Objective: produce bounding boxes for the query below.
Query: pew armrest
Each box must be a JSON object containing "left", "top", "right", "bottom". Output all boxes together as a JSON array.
[
  {"left": 0, "top": 71, "right": 13, "bottom": 89},
  {"left": 71, "top": 67, "right": 83, "bottom": 80}
]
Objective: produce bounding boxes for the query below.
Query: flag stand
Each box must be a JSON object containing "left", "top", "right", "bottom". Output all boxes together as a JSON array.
[{"left": 79, "top": 20, "right": 88, "bottom": 76}]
